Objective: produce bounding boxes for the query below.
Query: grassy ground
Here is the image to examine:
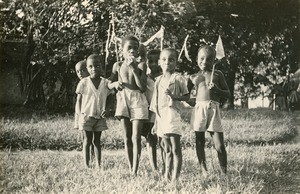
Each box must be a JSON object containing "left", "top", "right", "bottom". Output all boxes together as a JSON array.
[
  {"left": 0, "top": 106, "right": 296, "bottom": 150},
  {"left": 1, "top": 106, "right": 299, "bottom": 193},
  {"left": 1, "top": 145, "right": 299, "bottom": 194}
]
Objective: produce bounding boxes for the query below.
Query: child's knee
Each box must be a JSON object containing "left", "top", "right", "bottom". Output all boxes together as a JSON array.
[
  {"left": 83, "top": 138, "right": 92, "bottom": 146},
  {"left": 215, "top": 144, "right": 226, "bottom": 153},
  {"left": 123, "top": 136, "right": 133, "bottom": 146},
  {"left": 93, "top": 139, "right": 100, "bottom": 146},
  {"left": 131, "top": 133, "right": 141, "bottom": 142},
  {"left": 148, "top": 134, "right": 157, "bottom": 145},
  {"left": 164, "top": 144, "right": 172, "bottom": 153},
  {"left": 172, "top": 146, "right": 181, "bottom": 155}
]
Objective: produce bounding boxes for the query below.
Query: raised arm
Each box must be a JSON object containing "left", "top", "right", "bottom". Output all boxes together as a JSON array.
[
  {"left": 166, "top": 75, "right": 190, "bottom": 102},
  {"left": 108, "top": 62, "right": 123, "bottom": 90},
  {"left": 214, "top": 71, "right": 230, "bottom": 98},
  {"left": 187, "top": 76, "right": 195, "bottom": 93},
  {"left": 127, "top": 61, "right": 147, "bottom": 92}
]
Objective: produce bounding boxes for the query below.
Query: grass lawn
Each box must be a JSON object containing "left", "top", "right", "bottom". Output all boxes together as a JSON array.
[
  {"left": 0, "top": 106, "right": 296, "bottom": 150},
  {"left": 1, "top": 144, "right": 299, "bottom": 194},
  {"left": 1, "top": 106, "right": 299, "bottom": 193}
]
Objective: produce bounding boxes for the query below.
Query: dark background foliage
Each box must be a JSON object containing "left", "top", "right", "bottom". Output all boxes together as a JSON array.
[{"left": 0, "top": 0, "right": 299, "bottom": 111}]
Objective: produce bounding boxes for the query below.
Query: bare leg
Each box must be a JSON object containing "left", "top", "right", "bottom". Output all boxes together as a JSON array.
[
  {"left": 147, "top": 133, "right": 158, "bottom": 171},
  {"left": 120, "top": 118, "right": 133, "bottom": 171},
  {"left": 144, "top": 123, "right": 158, "bottom": 171},
  {"left": 163, "top": 137, "right": 172, "bottom": 180},
  {"left": 159, "top": 137, "right": 166, "bottom": 175},
  {"left": 93, "top": 131, "right": 102, "bottom": 168},
  {"left": 83, "top": 131, "right": 93, "bottom": 168},
  {"left": 90, "top": 143, "right": 94, "bottom": 162},
  {"left": 170, "top": 134, "right": 182, "bottom": 181},
  {"left": 131, "top": 120, "right": 143, "bottom": 175},
  {"left": 210, "top": 132, "right": 227, "bottom": 173},
  {"left": 195, "top": 131, "right": 207, "bottom": 171}
]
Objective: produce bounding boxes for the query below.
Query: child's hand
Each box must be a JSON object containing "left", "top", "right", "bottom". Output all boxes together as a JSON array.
[
  {"left": 208, "top": 82, "right": 214, "bottom": 89},
  {"left": 126, "top": 56, "right": 139, "bottom": 72},
  {"left": 208, "top": 82, "right": 219, "bottom": 93},
  {"left": 127, "top": 56, "right": 136, "bottom": 64},
  {"left": 186, "top": 98, "right": 196, "bottom": 107},
  {"left": 165, "top": 89, "right": 175, "bottom": 99},
  {"left": 114, "top": 81, "right": 124, "bottom": 91}
]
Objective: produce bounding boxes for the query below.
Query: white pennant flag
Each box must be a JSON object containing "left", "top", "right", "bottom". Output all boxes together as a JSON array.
[
  {"left": 142, "top": 25, "right": 165, "bottom": 46},
  {"left": 178, "top": 35, "right": 192, "bottom": 62},
  {"left": 215, "top": 35, "right": 225, "bottom": 60},
  {"left": 184, "top": 35, "right": 192, "bottom": 62},
  {"left": 105, "top": 23, "right": 112, "bottom": 65}
]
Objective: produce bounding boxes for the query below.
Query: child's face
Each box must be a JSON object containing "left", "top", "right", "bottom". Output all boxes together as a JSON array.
[
  {"left": 75, "top": 64, "right": 89, "bottom": 79},
  {"left": 197, "top": 49, "right": 215, "bottom": 71},
  {"left": 86, "top": 58, "right": 102, "bottom": 78},
  {"left": 122, "top": 40, "right": 139, "bottom": 60},
  {"left": 159, "top": 50, "right": 177, "bottom": 74},
  {"left": 147, "top": 54, "right": 160, "bottom": 74}
]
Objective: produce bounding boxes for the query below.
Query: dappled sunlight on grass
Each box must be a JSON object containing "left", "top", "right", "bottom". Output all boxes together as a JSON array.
[
  {"left": 0, "top": 106, "right": 299, "bottom": 193},
  {"left": 0, "top": 107, "right": 296, "bottom": 150},
  {"left": 1, "top": 144, "right": 299, "bottom": 193}
]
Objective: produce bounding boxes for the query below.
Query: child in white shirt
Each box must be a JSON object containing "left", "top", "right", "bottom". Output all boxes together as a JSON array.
[{"left": 75, "top": 54, "right": 111, "bottom": 168}]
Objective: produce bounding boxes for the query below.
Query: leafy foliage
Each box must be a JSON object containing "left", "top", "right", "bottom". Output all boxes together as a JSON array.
[{"left": 0, "top": 0, "right": 299, "bottom": 110}]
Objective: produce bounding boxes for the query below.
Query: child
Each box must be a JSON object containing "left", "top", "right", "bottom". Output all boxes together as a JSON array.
[
  {"left": 75, "top": 60, "right": 89, "bottom": 80},
  {"left": 74, "top": 60, "right": 89, "bottom": 129},
  {"left": 150, "top": 48, "right": 189, "bottom": 181},
  {"left": 75, "top": 54, "right": 111, "bottom": 168},
  {"left": 188, "top": 45, "right": 230, "bottom": 174},
  {"left": 143, "top": 49, "right": 162, "bottom": 171},
  {"left": 74, "top": 60, "right": 96, "bottom": 161},
  {"left": 108, "top": 35, "right": 148, "bottom": 175}
]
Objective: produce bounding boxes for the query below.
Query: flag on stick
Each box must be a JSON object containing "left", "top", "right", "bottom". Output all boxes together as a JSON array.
[
  {"left": 110, "top": 17, "right": 121, "bottom": 62},
  {"left": 210, "top": 35, "right": 225, "bottom": 84},
  {"left": 105, "top": 22, "right": 112, "bottom": 65},
  {"left": 178, "top": 35, "right": 192, "bottom": 62},
  {"left": 160, "top": 31, "right": 164, "bottom": 51},
  {"left": 142, "top": 25, "right": 165, "bottom": 49},
  {"left": 215, "top": 35, "right": 225, "bottom": 60}
]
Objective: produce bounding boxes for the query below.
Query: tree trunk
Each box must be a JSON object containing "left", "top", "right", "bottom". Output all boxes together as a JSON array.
[{"left": 226, "top": 69, "right": 235, "bottom": 109}]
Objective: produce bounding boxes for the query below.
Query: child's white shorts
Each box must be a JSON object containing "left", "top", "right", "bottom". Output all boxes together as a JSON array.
[{"left": 191, "top": 100, "right": 223, "bottom": 132}]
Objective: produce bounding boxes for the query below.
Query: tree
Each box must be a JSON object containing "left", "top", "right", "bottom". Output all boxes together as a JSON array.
[
  {"left": 190, "top": 0, "right": 299, "bottom": 108},
  {"left": 1, "top": 0, "right": 110, "bottom": 111},
  {"left": 1, "top": 0, "right": 298, "bottom": 111}
]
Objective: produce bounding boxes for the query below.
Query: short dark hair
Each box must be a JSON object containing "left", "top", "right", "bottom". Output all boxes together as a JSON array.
[
  {"left": 75, "top": 60, "right": 86, "bottom": 68},
  {"left": 122, "top": 35, "right": 139, "bottom": 48},
  {"left": 160, "top": 48, "right": 178, "bottom": 59},
  {"left": 87, "top": 54, "right": 102, "bottom": 61},
  {"left": 147, "top": 49, "right": 160, "bottom": 58},
  {"left": 197, "top": 45, "right": 216, "bottom": 59}
]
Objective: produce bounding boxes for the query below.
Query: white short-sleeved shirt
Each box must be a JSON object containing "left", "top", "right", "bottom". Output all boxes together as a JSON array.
[
  {"left": 76, "top": 77, "right": 111, "bottom": 119},
  {"left": 149, "top": 73, "right": 189, "bottom": 136}
]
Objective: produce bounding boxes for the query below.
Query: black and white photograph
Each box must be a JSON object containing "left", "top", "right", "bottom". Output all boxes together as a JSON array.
[{"left": 0, "top": 0, "right": 299, "bottom": 193}]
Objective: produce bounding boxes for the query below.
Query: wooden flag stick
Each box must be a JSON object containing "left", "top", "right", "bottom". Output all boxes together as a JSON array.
[
  {"left": 210, "top": 35, "right": 225, "bottom": 84},
  {"left": 210, "top": 63, "right": 216, "bottom": 84}
]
